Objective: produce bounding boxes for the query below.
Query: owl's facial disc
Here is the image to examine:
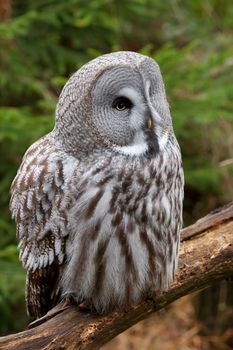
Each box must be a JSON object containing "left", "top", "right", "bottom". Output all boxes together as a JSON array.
[{"left": 91, "top": 65, "right": 170, "bottom": 157}]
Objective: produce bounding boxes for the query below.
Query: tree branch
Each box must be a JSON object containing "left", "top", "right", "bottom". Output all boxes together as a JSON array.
[{"left": 1, "top": 202, "right": 233, "bottom": 350}]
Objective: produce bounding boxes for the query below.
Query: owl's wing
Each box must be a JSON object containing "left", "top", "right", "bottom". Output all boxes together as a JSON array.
[{"left": 10, "top": 137, "right": 72, "bottom": 318}]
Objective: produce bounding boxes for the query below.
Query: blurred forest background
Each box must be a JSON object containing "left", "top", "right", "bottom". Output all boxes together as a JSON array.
[{"left": 0, "top": 0, "right": 232, "bottom": 349}]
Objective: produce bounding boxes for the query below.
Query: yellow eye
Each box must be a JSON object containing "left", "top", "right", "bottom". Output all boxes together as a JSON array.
[
  {"left": 115, "top": 102, "right": 126, "bottom": 111},
  {"left": 112, "top": 97, "right": 132, "bottom": 111}
]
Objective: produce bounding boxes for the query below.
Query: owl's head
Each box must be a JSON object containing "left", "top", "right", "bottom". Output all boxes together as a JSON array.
[{"left": 54, "top": 51, "right": 174, "bottom": 158}]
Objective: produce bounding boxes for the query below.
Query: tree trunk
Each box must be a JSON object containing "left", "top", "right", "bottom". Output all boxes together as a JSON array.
[
  {"left": 0, "top": 202, "right": 232, "bottom": 350},
  {"left": 0, "top": 0, "right": 11, "bottom": 21}
]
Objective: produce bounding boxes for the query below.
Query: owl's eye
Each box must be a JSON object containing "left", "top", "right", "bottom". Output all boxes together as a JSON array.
[{"left": 112, "top": 97, "right": 132, "bottom": 111}]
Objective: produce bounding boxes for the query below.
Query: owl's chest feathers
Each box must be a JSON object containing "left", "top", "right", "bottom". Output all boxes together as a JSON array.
[
  {"left": 67, "top": 148, "right": 181, "bottom": 234},
  {"left": 61, "top": 148, "right": 182, "bottom": 312}
]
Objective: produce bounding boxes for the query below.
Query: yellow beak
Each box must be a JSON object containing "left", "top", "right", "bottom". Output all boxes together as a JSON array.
[{"left": 147, "top": 117, "right": 153, "bottom": 129}]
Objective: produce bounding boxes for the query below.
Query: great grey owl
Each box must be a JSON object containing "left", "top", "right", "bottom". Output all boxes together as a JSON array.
[{"left": 10, "top": 51, "right": 184, "bottom": 318}]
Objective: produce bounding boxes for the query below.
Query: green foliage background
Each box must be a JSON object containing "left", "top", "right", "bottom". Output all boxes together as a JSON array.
[{"left": 0, "top": 0, "right": 232, "bottom": 335}]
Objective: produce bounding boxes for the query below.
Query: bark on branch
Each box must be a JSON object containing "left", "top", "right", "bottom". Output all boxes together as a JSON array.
[{"left": 1, "top": 202, "right": 233, "bottom": 350}]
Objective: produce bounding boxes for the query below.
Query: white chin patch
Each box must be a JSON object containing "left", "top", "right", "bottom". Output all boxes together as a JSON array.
[
  {"left": 114, "top": 132, "right": 148, "bottom": 156},
  {"left": 115, "top": 142, "right": 148, "bottom": 156}
]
